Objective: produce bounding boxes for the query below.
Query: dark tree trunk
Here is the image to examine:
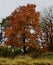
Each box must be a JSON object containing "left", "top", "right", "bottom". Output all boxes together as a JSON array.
[
  {"left": 49, "top": 19, "right": 53, "bottom": 51},
  {"left": 0, "top": 33, "right": 2, "bottom": 42},
  {"left": 22, "top": 33, "right": 26, "bottom": 55},
  {"left": 0, "top": 24, "right": 2, "bottom": 44},
  {"left": 23, "top": 45, "right": 26, "bottom": 55},
  {"left": 50, "top": 37, "right": 53, "bottom": 51}
]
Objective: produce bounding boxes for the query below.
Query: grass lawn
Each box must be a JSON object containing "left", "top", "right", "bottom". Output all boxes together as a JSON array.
[{"left": 0, "top": 54, "right": 53, "bottom": 65}]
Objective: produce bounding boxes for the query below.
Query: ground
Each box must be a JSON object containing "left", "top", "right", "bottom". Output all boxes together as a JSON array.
[{"left": 0, "top": 54, "right": 53, "bottom": 65}]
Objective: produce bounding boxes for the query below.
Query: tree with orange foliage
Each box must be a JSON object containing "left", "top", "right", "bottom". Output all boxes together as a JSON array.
[{"left": 5, "top": 4, "right": 42, "bottom": 54}]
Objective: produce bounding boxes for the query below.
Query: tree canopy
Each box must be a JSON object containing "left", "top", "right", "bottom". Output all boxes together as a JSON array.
[{"left": 5, "top": 4, "right": 42, "bottom": 53}]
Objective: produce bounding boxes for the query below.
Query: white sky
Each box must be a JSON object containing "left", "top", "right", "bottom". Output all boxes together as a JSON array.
[{"left": 0, "top": 0, "right": 53, "bottom": 20}]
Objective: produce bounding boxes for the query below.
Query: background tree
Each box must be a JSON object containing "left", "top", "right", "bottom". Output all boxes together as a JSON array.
[
  {"left": 1, "top": 16, "right": 9, "bottom": 28},
  {"left": 0, "top": 16, "right": 9, "bottom": 45},
  {"left": 41, "top": 7, "right": 53, "bottom": 51},
  {"left": 5, "top": 4, "right": 42, "bottom": 54}
]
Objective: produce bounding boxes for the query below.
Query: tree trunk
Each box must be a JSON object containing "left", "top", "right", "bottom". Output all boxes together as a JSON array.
[
  {"left": 49, "top": 19, "right": 53, "bottom": 51},
  {"left": 50, "top": 38, "right": 53, "bottom": 51},
  {"left": 23, "top": 45, "right": 26, "bottom": 55},
  {"left": 22, "top": 33, "right": 26, "bottom": 55}
]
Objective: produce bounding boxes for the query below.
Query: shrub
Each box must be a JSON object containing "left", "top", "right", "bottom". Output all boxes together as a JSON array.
[
  {"left": 0, "top": 46, "right": 21, "bottom": 58},
  {"left": 42, "top": 52, "right": 53, "bottom": 59},
  {"left": 32, "top": 50, "right": 42, "bottom": 58}
]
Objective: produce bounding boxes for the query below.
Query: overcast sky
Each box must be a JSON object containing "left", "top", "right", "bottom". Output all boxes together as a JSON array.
[{"left": 0, "top": 0, "right": 53, "bottom": 20}]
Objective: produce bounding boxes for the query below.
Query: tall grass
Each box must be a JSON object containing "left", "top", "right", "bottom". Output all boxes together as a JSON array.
[{"left": 0, "top": 55, "right": 53, "bottom": 65}]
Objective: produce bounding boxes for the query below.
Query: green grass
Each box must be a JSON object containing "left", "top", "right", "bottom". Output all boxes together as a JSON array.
[{"left": 0, "top": 55, "right": 53, "bottom": 65}]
